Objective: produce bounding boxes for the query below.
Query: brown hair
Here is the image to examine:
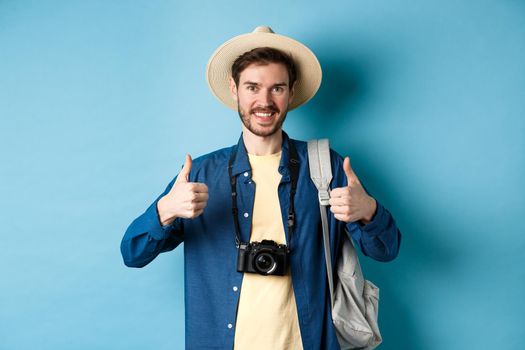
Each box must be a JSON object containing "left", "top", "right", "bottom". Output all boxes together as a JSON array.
[{"left": 231, "top": 47, "right": 297, "bottom": 88}]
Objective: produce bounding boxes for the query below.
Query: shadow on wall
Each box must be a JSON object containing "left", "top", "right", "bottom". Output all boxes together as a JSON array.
[
  {"left": 304, "top": 54, "right": 461, "bottom": 349},
  {"left": 306, "top": 56, "right": 374, "bottom": 125}
]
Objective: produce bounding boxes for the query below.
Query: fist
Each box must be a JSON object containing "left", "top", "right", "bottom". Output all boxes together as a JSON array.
[
  {"left": 157, "top": 154, "right": 209, "bottom": 226},
  {"left": 329, "top": 157, "right": 377, "bottom": 224}
]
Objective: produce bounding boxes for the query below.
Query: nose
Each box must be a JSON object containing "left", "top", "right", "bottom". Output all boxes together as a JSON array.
[{"left": 258, "top": 89, "right": 273, "bottom": 107}]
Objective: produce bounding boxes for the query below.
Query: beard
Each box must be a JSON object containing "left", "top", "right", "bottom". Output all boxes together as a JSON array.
[{"left": 237, "top": 102, "right": 288, "bottom": 137}]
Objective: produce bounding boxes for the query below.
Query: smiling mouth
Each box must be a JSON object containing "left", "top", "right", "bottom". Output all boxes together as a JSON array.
[{"left": 252, "top": 110, "right": 278, "bottom": 123}]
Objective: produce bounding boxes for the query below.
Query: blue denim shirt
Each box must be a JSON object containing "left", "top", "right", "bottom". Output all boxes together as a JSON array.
[{"left": 121, "top": 131, "right": 401, "bottom": 349}]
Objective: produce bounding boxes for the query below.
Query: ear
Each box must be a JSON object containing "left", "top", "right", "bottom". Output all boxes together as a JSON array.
[{"left": 229, "top": 77, "right": 238, "bottom": 102}]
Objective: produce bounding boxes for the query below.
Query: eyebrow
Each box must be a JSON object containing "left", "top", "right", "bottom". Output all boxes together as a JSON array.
[{"left": 242, "top": 81, "right": 288, "bottom": 87}]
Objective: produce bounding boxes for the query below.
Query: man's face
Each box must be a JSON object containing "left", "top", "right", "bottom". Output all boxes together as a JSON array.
[{"left": 229, "top": 62, "right": 294, "bottom": 138}]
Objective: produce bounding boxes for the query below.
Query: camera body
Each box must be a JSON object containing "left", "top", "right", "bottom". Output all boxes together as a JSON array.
[{"left": 237, "top": 239, "right": 289, "bottom": 276}]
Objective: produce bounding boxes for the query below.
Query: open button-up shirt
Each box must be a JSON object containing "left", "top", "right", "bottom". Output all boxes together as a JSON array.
[{"left": 121, "top": 132, "right": 401, "bottom": 349}]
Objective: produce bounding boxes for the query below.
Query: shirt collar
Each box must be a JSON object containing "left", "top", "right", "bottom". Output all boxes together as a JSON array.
[{"left": 230, "top": 130, "right": 292, "bottom": 180}]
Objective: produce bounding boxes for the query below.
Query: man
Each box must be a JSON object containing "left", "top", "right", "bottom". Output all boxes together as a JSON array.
[{"left": 121, "top": 26, "right": 401, "bottom": 349}]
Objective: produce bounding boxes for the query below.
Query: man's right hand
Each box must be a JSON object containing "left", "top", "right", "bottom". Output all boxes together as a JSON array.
[{"left": 157, "top": 154, "right": 209, "bottom": 226}]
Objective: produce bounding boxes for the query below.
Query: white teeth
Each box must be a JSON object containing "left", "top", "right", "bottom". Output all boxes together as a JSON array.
[{"left": 254, "top": 112, "right": 272, "bottom": 117}]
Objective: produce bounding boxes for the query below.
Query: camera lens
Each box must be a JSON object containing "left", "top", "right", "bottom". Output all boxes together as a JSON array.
[{"left": 254, "top": 252, "right": 277, "bottom": 275}]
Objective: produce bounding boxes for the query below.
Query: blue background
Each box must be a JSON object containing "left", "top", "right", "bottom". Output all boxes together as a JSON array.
[{"left": 1, "top": 1, "right": 524, "bottom": 349}]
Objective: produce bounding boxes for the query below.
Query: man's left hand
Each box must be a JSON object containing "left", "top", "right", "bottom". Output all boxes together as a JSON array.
[{"left": 329, "top": 157, "right": 377, "bottom": 224}]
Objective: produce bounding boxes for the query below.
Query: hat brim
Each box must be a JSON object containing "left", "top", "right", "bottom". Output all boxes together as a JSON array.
[{"left": 206, "top": 31, "right": 322, "bottom": 111}]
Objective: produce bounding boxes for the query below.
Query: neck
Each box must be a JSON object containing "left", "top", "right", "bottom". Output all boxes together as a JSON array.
[{"left": 242, "top": 127, "right": 283, "bottom": 156}]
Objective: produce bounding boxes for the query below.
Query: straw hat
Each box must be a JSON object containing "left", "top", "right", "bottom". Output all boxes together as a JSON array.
[{"left": 206, "top": 26, "right": 322, "bottom": 111}]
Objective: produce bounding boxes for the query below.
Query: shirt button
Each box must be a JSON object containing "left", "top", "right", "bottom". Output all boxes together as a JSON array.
[
  {"left": 243, "top": 212, "right": 249, "bottom": 218},
  {"left": 233, "top": 286, "right": 238, "bottom": 292},
  {"left": 228, "top": 323, "right": 233, "bottom": 329},
  {"left": 243, "top": 172, "right": 249, "bottom": 177}
]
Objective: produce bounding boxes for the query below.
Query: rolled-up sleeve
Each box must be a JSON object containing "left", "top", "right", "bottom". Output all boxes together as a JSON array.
[
  {"left": 346, "top": 200, "right": 401, "bottom": 262},
  {"left": 120, "top": 178, "right": 184, "bottom": 268}
]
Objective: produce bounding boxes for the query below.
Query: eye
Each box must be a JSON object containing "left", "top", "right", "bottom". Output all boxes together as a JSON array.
[
  {"left": 272, "top": 86, "right": 284, "bottom": 93},
  {"left": 246, "top": 85, "right": 257, "bottom": 92}
]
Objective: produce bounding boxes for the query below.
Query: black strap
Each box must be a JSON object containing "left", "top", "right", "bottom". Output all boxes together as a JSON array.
[
  {"left": 228, "top": 140, "right": 300, "bottom": 248},
  {"left": 288, "top": 141, "right": 299, "bottom": 237},
  {"left": 228, "top": 149, "right": 242, "bottom": 247}
]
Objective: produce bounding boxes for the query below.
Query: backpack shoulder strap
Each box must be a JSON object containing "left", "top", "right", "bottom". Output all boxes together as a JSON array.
[
  {"left": 307, "top": 139, "right": 332, "bottom": 205},
  {"left": 307, "top": 139, "right": 335, "bottom": 309}
]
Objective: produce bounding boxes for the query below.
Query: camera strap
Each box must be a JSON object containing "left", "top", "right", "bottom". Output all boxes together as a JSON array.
[{"left": 228, "top": 139, "right": 299, "bottom": 249}]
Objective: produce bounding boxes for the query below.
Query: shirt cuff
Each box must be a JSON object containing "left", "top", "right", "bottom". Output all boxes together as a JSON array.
[
  {"left": 143, "top": 200, "right": 180, "bottom": 240},
  {"left": 353, "top": 201, "right": 388, "bottom": 236}
]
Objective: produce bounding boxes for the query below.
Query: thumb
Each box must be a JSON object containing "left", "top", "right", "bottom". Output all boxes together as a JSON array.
[
  {"left": 175, "top": 154, "right": 192, "bottom": 184},
  {"left": 343, "top": 156, "right": 359, "bottom": 185}
]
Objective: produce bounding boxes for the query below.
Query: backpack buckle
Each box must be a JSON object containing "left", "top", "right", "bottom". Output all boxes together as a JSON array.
[{"left": 318, "top": 189, "right": 330, "bottom": 206}]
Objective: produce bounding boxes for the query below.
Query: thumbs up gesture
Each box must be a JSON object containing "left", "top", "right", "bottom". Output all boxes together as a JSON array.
[
  {"left": 329, "top": 157, "right": 377, "bottom": 224},
  {"left": 157, "top": 154, "right": 209, "bottom": 226}
]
